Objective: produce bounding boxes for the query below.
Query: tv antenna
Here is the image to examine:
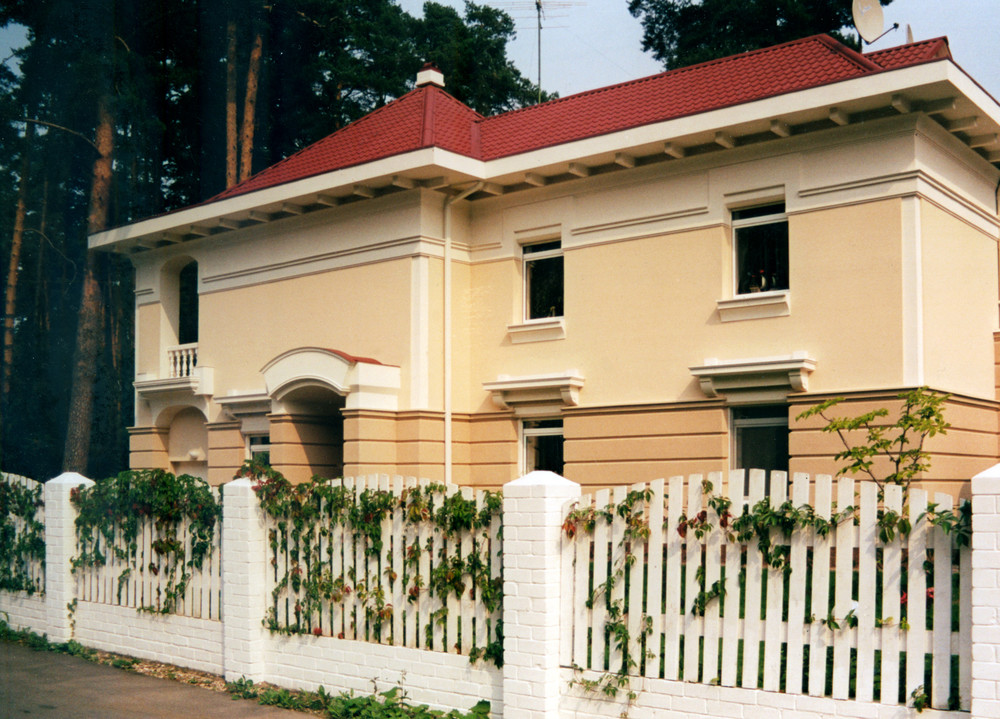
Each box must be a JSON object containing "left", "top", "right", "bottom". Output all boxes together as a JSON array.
[
  {"left": 852, "top": 0, "right": 899, "bottom": 44},
  {"left": 494, "top": 1, "right": 584, "bottom": 102}
]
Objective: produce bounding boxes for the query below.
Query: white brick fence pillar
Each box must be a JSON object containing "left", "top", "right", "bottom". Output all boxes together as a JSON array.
[
  {"left": 972, "top": 463, "right": 1000, "bottom": 718},
  {"left": 221, "top": 478, "right": 269, "bottom": 681},
  {"left": 44, "top": 472, "right": 93, "bottom": 643},
  {"left": 502, "top": 470, "right": 581, "bottom": 719}
]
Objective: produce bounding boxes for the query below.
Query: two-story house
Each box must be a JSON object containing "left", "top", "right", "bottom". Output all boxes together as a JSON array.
[{"left": 91, "top": 34, "right": 1000, "bottom": 495}]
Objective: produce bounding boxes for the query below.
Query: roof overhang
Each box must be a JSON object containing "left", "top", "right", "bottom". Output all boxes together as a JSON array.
[{"left": 91, "top": 58, "right": 1000, "bottom": 255}]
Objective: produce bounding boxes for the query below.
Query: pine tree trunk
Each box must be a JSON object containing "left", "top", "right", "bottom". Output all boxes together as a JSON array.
[
  {"left": 238, "top": 30, "right": 263, "bottom": 183},
  {"left": 225, "top": 19, "right": 238, "bottom": 189},
  {"left": 0, "top": 123, "right": 35, "bottom": 468},
  {"left": 62, "top": 95, "right": 114, "bottom": 474}
]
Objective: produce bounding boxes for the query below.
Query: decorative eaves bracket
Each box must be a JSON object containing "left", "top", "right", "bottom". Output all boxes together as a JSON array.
[
  {"left": 690, "top": 352, "right": 816, "bottom": 404},
  {"left": 483, "top": 371, "right": 584, "bottom": 416}
]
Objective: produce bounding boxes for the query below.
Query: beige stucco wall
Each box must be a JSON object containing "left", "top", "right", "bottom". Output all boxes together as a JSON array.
[
  {"left": 921, "top": 200, "right": 999, "bottom": 397},
  {"left": 462, "top": 198, "right": 910, "bottom": 412},
  {"left": 198, "top": 259, "right": 416, "bottom": 402}
]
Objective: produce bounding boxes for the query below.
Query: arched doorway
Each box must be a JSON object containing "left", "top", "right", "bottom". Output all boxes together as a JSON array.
[{"left": 270, "top": 383, "right": 346, "bottom": 481}]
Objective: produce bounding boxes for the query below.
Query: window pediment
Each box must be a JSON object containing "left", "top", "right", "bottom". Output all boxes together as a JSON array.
[
  {"left": 690, "top": 352, "right": 815, "bottom": 403},
  {"left": 483, "top": 371, "right": 584, "bottom": 417}
]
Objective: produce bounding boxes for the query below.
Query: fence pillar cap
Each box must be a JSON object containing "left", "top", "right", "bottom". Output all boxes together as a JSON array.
[
  {"left": 972, "top": 462, "right": 1000, "bottom": 493},
  {"left": 47, "top": 471, "right": 94, "bottom": 487},
  {"left": 507, "top": 470, "right": 575, "bottom": 486}
]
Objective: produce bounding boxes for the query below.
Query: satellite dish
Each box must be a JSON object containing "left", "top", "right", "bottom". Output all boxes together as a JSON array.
[{"left": 853, "top": 0, "right": 884, "bottom": 44}]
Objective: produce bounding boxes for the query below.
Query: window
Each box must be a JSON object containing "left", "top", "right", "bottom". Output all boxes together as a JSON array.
[
  {"left": 523, "top": 240, "right": 563, "bottom": 320},
  {"left": 733, "top": 204, "right": 788, "bottom": 295},
  {"left": 246, "top": 434, "right": 271, "bottom": 466},
  {"left": 178, "top": 260, "right": 199, "bottom": 344},
  {"left": 522, "top": 419, "right": 564, "bottom": 475},
  {"left": 732, "top": 405, "right": 788, "bottom": 492}
]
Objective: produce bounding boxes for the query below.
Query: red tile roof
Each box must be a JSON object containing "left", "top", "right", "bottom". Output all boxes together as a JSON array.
[
  {"left": 212, "top": 86, "right": 483, "bottom": 200},
  {"left": 215, "top": 34, "right": 949, "bottom": 201},
  {"left": 865, "top": 37, "right": 950, "bottom": 69}
]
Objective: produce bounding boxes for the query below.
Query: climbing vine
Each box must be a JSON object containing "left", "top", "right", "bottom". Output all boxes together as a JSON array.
[
  {"left": 565, "top": 488, "right": 654, "bottom": 716},
  {"left": 0, "top": 474, "right": 45, "bottom": 594},
  {"left": 239, "top": 461, "right": 504, "bottom": 668},
  {"left": 70, "top": 470, "right": 222, "bottom": 614}
]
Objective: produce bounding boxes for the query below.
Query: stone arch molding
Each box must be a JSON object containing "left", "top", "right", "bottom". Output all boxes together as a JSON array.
[{"left": 261, "top": 347, "right": 400, "bottom": 411}]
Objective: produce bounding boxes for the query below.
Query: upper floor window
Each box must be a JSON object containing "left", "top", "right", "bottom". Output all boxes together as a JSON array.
[
  {"left": 523, "top": 239, "right": 563, "bottom": 320},
  {"left": 733, "top": 203, "right": 788, "bottom": 295},
  {"left": 178, "top": 260, "right": 199, "bottom": 344}
]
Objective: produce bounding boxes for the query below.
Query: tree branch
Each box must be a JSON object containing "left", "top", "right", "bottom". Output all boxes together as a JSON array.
[{"left": 21, "top": 118, "right": 101, "bottom": 153}]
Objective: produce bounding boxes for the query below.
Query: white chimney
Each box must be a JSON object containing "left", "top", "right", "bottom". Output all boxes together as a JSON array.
[{"left": 416, "top": 62, "right": 445, "bottom": 88}]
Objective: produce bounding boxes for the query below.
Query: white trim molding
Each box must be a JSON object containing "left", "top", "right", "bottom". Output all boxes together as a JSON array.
[
  {"left": 716, "top": 291, "right": 791, "bottom": 322},
  {"left": 261, "top": 347, "right": 401, "bottom": 411},
  {"left": 483, "top": 371, "right": 584, "bottom": 417},
  {"left": 690, "top": 352, "right": 816, "bottom": 404},
  {"left": 507, "top": 317, "right": 566, "bottom": 344}
]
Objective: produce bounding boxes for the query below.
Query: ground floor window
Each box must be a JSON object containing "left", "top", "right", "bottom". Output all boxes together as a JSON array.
[
  {"left": 522, "top": 418, "right": 564, "bottom": 475},
  {"left": 246, "top": 433, "right": 271, "bottom": 466},
  {"left": 732, "top": 405, "right": 788, "bottom": 492}
]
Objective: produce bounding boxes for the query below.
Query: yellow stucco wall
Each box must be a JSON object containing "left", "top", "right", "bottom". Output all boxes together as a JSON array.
[
  {"left": 198, "top": 259, "right": 416, "bottom": 401},
  {"left": 921, "top": 200, "right": 999, "bottom": 397}
]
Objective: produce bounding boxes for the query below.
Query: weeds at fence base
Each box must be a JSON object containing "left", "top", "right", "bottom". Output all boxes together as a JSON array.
[{"left": 225, "top": 676, "right": 492, "bottom": 718}]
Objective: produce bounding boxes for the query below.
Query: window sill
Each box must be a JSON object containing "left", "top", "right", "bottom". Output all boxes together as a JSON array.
[
  {"left": 717, "top": 291, "right": 790, "bottom": 322},
  {"left": 507, "top": 317, "right": 566, "bottom": 344}
]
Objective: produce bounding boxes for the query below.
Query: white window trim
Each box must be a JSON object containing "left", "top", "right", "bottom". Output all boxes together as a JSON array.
[
  {"left": 521, "top": 238, "right": 563, "bottom": 323},
  {"left": 520, "top": 419, "right": 564, "bottom": 476},
  {"left": 246, "top": 434, "right": 272, "bottom": 461},
  {"left": 731, "top": 203, "right": 788, "bottom": 298},
  {"left": 716, "top": 290, "right": 790, "bottom": 322},
  {"left": 507, "top": 316, "right": 566, "bottom": 343}
]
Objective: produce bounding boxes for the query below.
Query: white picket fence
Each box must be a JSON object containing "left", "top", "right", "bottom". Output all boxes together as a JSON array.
[
  {"left": 562, "top": 471, "right": 971, "bottom": 711},
  {"left": 264, "top": 475, "right": 503, "bottom": 659},
  {"left": 75, "top": 487, "right": 223, "bottom": 619},
  {"left": 2, "top": 472, "right": 45, "bottom": 593}
]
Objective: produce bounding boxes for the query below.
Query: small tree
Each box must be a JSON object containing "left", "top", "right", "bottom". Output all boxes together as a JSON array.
[{"left": 796, "top": 387, "right": 949, "bottom": 491}]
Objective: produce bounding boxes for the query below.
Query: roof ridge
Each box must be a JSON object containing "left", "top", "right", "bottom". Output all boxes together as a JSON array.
[
  {"left": 811, "top": 33, "right": 882, "bottom": 72},
  {"left": 480, "top": 34, "right": 870, "bottom": 127}
]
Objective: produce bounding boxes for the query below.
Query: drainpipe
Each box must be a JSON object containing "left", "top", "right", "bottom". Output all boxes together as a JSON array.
[{"left": 442, "top": 182, "right": 483, "bottom": 484}]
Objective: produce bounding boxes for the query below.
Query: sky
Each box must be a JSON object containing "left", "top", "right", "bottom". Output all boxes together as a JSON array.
[
  {"left": 398, "top": 0, "right": 1000, "bottom": 101},
  {"left": 1, "top": 0, "right": 998, "bottom": 102}
]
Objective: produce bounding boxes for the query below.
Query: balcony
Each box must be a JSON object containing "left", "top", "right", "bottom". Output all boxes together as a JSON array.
[
  {"left": 135, "top": 343, "right": 213, "bottom": 400},
  {"left": 168, "top": 343, "right": 198, "bottom": 378}
]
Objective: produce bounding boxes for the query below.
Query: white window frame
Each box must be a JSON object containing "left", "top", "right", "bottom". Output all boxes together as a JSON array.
[
  {"left": 522, "top": 238, "right": 564, "bottom": 322},
  {"left": 730, "top": 405, "right": 788, "bottom": 494},
  {"left": 246, "top": 433, "right": 272, "bottom": 464},
  {"left": 520, "top": 418, "right": 564, "bottom": 476},
  {"left": 732, "top": 203, "right": 788, "bottom": 297}
]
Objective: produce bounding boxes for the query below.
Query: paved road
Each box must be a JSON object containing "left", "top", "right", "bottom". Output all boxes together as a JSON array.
[{"left": 0, "top": 642, "right": 303, "bottom": 718}]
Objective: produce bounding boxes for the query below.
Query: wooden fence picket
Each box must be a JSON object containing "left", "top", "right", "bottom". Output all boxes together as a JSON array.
[
  {"left": 644, "top": 478, "right": 664, "bottom": 679},
  {"left": 719, "top": 470, "right": 743, "bottom": 688},
  {"left": 762, "top": 470, "right": 787, "bottom": 692}
]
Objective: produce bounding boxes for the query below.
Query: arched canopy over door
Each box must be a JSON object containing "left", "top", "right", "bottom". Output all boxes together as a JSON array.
[{"left": 261, "top": 347, "right": 400, "bottom": 412}]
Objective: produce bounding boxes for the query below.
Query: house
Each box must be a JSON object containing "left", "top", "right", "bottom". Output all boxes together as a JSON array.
[{"left": 90, "top": 34, "right": 1000, "bottom": 495}]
